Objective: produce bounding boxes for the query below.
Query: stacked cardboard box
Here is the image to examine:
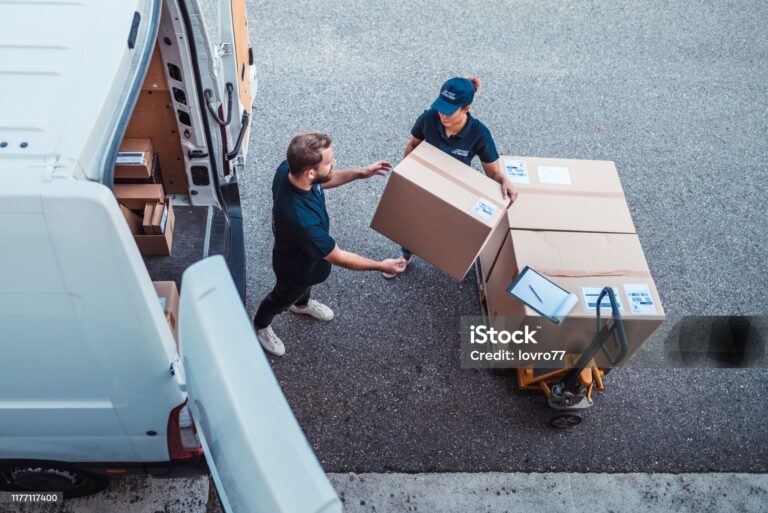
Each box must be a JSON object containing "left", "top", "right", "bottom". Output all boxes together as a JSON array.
[
  {"left": 486, "top": 230, "right": 664, "bottom": 366},
  {"left": 115, "top": 138, "right": 153, "bottom": 180},
  {"left": 114, "top": 138, "right": 163, "bottom": 184},
  {"left": 371, "top": 142, "right": 508, "bottom": 281},
  {"left": 113, "top": 137, "right": 175, "bottom": 256},
  {"left": 479, "top": 157, "right": 635, "bottom": 281},
  {"left": 116, "top": 184, "right": 175, "bottom": 256},
  {"left": 481, "top": 156, "right": 664, "bottom": 365}
]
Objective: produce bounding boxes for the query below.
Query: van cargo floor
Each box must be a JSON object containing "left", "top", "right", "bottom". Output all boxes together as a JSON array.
[{"left": 143, "top": 204, "right": 228, "bottom": 286}]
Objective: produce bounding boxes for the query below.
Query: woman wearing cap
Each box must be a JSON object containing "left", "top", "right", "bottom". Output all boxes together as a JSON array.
[{"left": 383, "top": 76, "right": 518, "bottom": 278}]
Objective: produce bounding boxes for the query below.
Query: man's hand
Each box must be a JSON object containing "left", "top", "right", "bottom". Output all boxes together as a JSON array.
[
  {"left": 325, "top": 246, "right": 407, "bottom": 273},
  {"left": 360, "top": 160, "right": 393, "bottom": 179},
  {"left": 322, "top": 161, "right": 392, "bottom": 189},
  {"left": 501, "top": 178, "right": 519, "bottom": 203},
  {"left": 380, "top": 257, "right": 406, "bottom": 276}
]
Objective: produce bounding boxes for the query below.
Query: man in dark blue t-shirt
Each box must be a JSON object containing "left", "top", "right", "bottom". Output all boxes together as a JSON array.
[{"left": 253, "top": 132, "right": 406, "bottom": 356}]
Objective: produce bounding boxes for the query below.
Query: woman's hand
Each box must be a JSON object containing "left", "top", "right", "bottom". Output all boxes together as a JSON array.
[
  {"left": 501, "top": 178, "right": 519, "bottom": 202},
  {"left": 482, "top": 159, "right": 518, "bottom": 202}
]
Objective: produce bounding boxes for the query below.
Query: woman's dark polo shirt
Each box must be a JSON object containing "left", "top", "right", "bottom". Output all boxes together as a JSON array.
[{"left": 411, "top": 108, "right": 499, "bottom": 165}]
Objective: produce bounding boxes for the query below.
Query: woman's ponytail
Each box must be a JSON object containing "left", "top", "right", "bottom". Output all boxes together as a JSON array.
[{"left": 467, "top": 76, "right": 482, "bottom": 93}]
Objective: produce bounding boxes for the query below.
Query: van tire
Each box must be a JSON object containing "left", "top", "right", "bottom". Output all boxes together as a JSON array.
[{"left": 0, "top": 461, "right": 110, "bottom": 498}]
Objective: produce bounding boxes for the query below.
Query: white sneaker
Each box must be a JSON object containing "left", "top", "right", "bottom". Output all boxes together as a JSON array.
[
  {"left": 255, "top": 326, "right": 285, "bottom": 356},
  {"left": 289, "top": 299, "right": 334, "bottom": 321},
  {"left": 382, "top": 254, "right": 412, "bottom": 279}
]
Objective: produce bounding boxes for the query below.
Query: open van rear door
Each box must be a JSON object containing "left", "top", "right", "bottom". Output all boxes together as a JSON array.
[
  {"left": 198, "top": 0, "right": 255, "bottom": 163},
  {"left": 217, "top": 0, "right": 254, "bottom": 158},
  {"left": 179, "top": 256, "right": 342, "bottom": 513}
]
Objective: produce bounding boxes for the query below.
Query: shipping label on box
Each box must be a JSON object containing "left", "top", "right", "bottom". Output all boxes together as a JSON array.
[
  {"left": 471, "top": 198, "right": 499, "bottom": 220},
  {"left": 623, "top": 283, "right": 659, "bottom": 315},
  {"left": 580, "top": 286, "right": 623, "bottom": 312},
  {"left": 116, "top": 152, "right": 146, "bottom": 165},
  {"left": 537, "top": 165, "right": 571, "bottom": 185},
  {"left": 504, "top": 159, "right": 529, "bottom": 184}
]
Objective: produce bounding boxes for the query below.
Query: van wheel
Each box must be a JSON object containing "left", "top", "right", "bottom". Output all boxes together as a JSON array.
[{"left": 0, "top": 462, "right": 110, "bottom": 498}]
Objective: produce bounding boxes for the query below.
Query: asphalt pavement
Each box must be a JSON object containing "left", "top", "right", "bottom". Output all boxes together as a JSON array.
[{"left": 238, "top": 0, "right": 768, "bottom": 472}]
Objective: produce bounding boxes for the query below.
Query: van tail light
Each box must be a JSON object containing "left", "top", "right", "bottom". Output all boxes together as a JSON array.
[{"left": 168, "top": 400, "right": 203, "bottom": 460}]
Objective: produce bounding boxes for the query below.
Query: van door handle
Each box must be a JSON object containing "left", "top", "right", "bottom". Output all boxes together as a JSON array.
[{"left": 225, "top": 111, "right": 250, "bottom": 161}]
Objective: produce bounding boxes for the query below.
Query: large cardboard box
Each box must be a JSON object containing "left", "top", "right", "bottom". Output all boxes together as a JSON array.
[
  {"left": 134, "top": 202, "right": 175, "bottom": 256},
  {"left": 486, "top": 230, "right": 665, "bottom": 366},
  {"left": 115, "top": 184, "right": 165, "bottom": 210},
  {"left": 115, "top": 138, "right": 154, "bottom": 180},
  {"left": 479, "top": 156, "right": 636, "bottom": 282},
  {"left": 153, "top": 281, "right": 179, "bottom": 349},
  {"left": 370, "top": 142, "right": 508, "bottom": 281}
]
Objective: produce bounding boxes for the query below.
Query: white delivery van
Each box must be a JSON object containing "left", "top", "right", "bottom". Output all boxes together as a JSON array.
[{"left": 0, "top": 1, "right": 343, "bottom": 512}]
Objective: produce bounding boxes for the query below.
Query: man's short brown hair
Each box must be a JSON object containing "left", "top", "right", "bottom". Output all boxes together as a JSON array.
[{"left": 286, "top": 132, "right": 332, "bottom": 177}]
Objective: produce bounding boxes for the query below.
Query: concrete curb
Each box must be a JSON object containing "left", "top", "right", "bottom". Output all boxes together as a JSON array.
[
  {"left": 4, "top": 473, "right": 766, "bottom": 512},
  {"left": 329, "top": 472, "right": 768, "bottom": 513}
]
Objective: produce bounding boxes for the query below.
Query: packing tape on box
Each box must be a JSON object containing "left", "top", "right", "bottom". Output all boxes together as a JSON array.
[
  {"left": 409, "top": 153, "right": 507, "bottom": 210},
  {"left": 537, "top": 269, "right": 653, "bottom": 278},
  {"left": 512, "top": 187, "right": 625, "bottom": 198}
]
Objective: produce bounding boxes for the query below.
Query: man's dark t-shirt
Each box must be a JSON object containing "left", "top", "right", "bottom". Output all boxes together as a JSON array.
[
  {"left": 411, "top": 109, "right": 499, "bottom": 166},
  {"left": 271, "top": 160, "right": 336, "bottom": 287}
]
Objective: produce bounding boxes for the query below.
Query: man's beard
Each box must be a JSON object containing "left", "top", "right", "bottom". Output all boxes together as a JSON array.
[{"left": 313, "top": 169, "right": 333, "bottom": 185}]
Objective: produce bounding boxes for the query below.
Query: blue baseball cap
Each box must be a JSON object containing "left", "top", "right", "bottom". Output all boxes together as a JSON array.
[{"left": 431, "top": 77, "right": 475, "bottom": 115}]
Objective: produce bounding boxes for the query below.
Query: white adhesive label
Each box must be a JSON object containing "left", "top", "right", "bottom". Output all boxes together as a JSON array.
[
  {"left": 116, "top": 152, "right": 145, "bottom": 165},
  {"left": 160, "top": 206, "right": 169, "bottom": 234},
  {"left": 538, "top": 165, "right": 571, "bottom": 185},
  {"left": 504, "top": 159, "right": 529, "bottom": 184},
  {"left": 624, "top": 284, "right": 658, "bottom": 315},
  {"left": 581, "top": 287, "right": 623, "bottom": 312},
  {"left": 471, "top": 198, "right": 498, "bottom": 220},
  {"left": 158, "top": 297, "right": 167, "bottom": 310}
]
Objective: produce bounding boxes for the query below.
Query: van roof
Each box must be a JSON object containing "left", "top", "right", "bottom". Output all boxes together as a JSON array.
[{"left": 0, "top": 0, "right": 154, "bottom": 177}]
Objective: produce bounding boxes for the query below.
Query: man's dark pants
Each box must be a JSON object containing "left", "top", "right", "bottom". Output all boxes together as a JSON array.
[{"left": 253, "top": 283, "right": 312, "bottom": 329}]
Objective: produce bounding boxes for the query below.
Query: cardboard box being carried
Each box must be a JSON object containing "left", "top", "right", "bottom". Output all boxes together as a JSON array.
[
  {"left": 370, "top": 142, "right": 508, "bottom": 281},
  {"left": 486, "top": 230, "right": 665, "bottom": 366},
  {"left": 115, "top": 138, "right": 154, "bottom": 180},
  {"left": 153, "top": 281, "right": 179, "bottom": 349},
  {"left": 478, "top": 156, "right": 636, "bottom": 282}
]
